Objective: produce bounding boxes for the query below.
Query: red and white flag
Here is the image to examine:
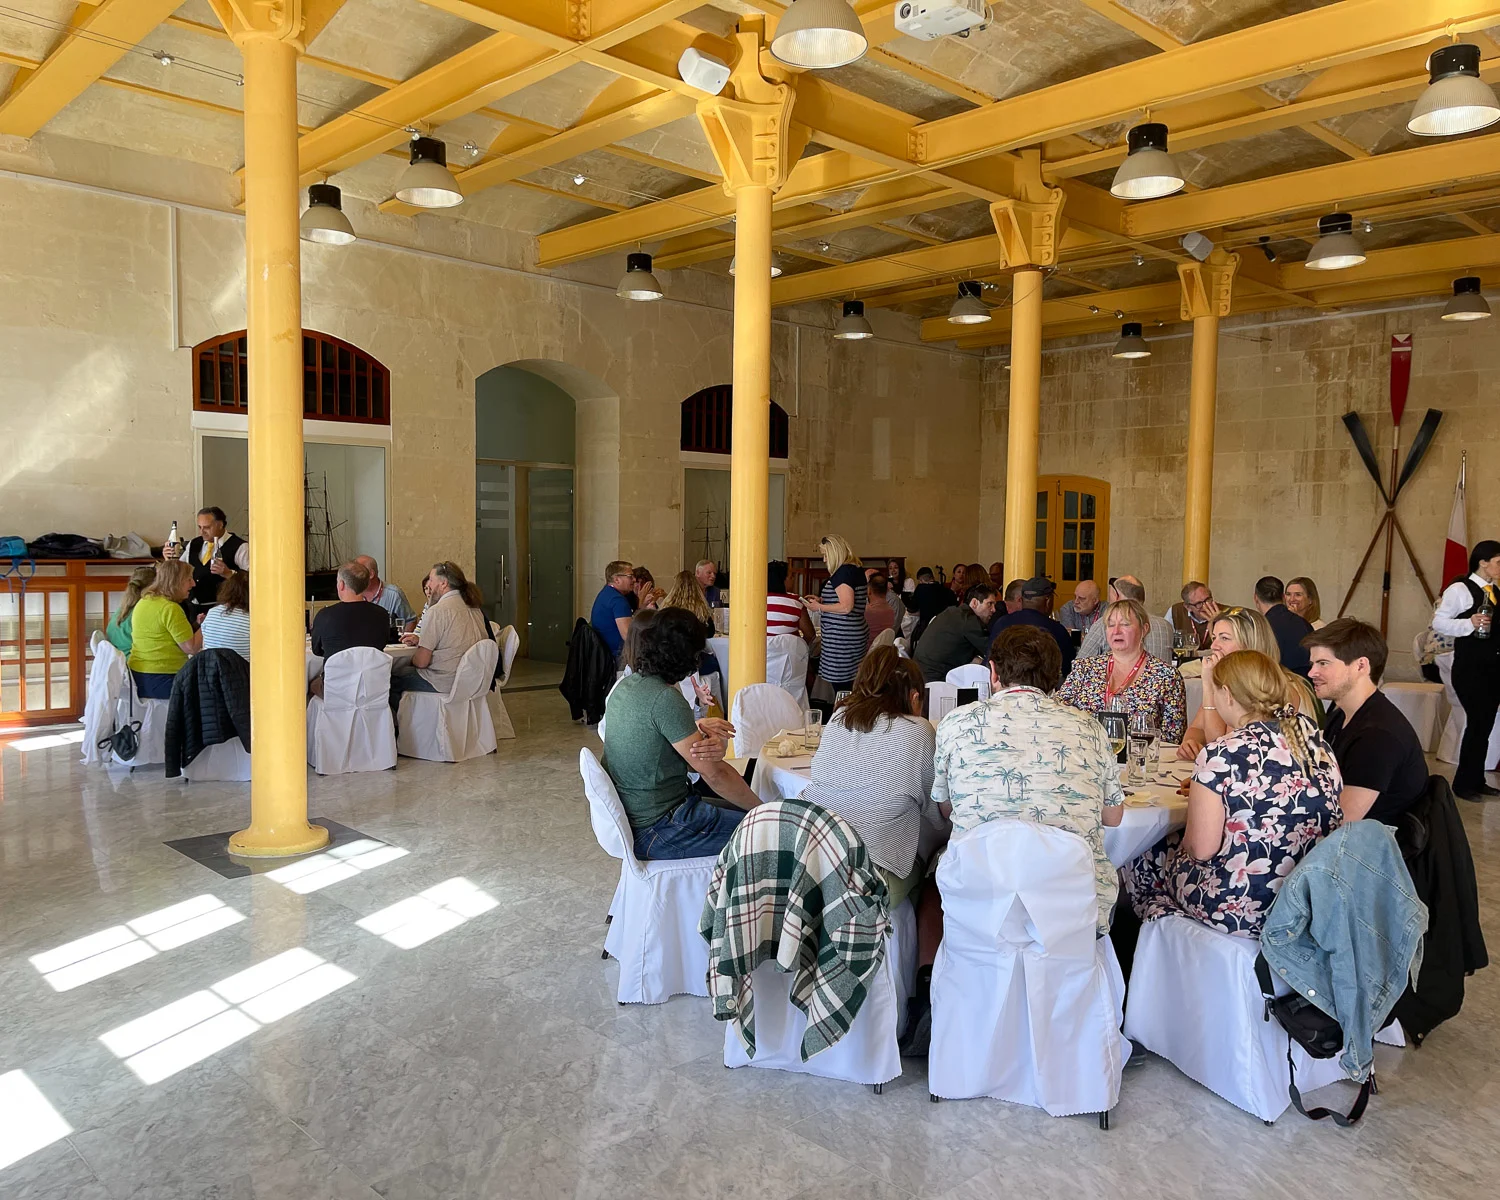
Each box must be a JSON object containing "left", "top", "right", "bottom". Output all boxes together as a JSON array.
[{"left": 1444, "top": 456, "right": 1468, "bottom": 588}]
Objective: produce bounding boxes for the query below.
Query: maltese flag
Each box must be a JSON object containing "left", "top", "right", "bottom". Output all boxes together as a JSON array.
[{"left": 1444, "top": 457, "right": 1468, "bottom": 588}]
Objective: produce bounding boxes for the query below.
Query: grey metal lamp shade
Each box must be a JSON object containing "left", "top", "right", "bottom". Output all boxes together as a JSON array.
[
  {"left": 1110, "top": 123, "right": 1185, "bottom": 200},
  {"left": 1304, "top": 213, "right": 1366, "bottom": 271},
  {"left": 617, "top": 252, "right": 663, "bottom": 301},
  {"left": 1442, "top": 276, "right": 1492, "bottom": 322},
  {"left": 300, "top": 184, "right": 355, "bottom": 245},
  {"left": 833, "top": 299, "right": 873, "bottom": 340},
  {"left": 769, "top": 0, "right": 868, "bottom": 69},
  {"left": 395, "top": 137, "right": 462, "bottom": 208},
  {"left": 1409, "top": 44, "right": 1500, "bottom": 136},
  {"left": 947, "top": 281, "right": 991, "bottom": 325},
  {"left": 728, "top": 254, "right": 783, "bottom": 278},
  {"left": 1112, "top": 322, "right": 1151, "bottom": 359}
]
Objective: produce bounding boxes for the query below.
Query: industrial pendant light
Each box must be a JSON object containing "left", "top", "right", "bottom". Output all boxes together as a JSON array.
[
  {"left": 300, "top": 184, "right": 356, "bottom": 245},
  {"left": 728, "top": 253, "right": 783, "bottom": 278},
  {"left": 769, "top": 0, "right": 868, "bottom": 70},
  {"left": 833, "top": 299, "right": 873, "bottom": 340},
  {"left": 1409, "top": 44, "right": 1500, "bottom": 136},
  {"left": 1110, "top": 122, "right": 1185, "bottom": 200},
  {"left": 1112, "top": 322, "right": 1151, "bottom": 359},
  {"left": 395, "top": 136, "right": 462, "bottom": 208},
  {"left": 1442, "top": 276, "right": 1492, "bottom": 322},
  {"left": 616, "top": 252, "right": 664, "bottom": 301},
  {"left": 947, "top": 281, "right": 991, "bottom": 325},
  {"left": 1303, "top": 213, "right": 1366, "bottom": 271}
]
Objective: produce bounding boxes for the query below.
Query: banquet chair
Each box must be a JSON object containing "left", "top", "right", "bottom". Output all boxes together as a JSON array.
[
  {"left": 928, "top": 820, "right": 1127, "bottom": 1124},
  {"left": 729, "top": 682, "right": 805, "bottom": 760},
  {"left": 926, "top": 681, "right": 959, "bottom": 724},
  {"left": 182, "top": 738, "right": 252, "bottom": 782},
  {"left": 486, "top": 623, "right": 520, "bottom": 740},
  {"left": 89, "top": 629, "right": 104, "bottom": 652},
  {"left": 724, "top": 897, "right": 915, "bottom": 1092},
  {"left": 1123, "top": 913, "right": 1348, "bottom": 1123},
  {"left": 767, "top": 634, "right": 810, "bottom": 709},
  {"left": 871, "top": 627, "right": 897, "bottom": 651},
  {"left": 112, "top": 674, "right": 169, "bottom": 769},
  {"left": 397, "top": 639, "right": 499, "bottom": 762},
  {"left": 579, "top": 748, "right": 714, "bottom": 1005},
  {"left": 945, "top": 664, "right": 992, "bottom": 700},
  {"left": 307, "top": 646, "right": 396, "bottom": 775},
  {"left": 81, "top": 639, "right": 127, "bottom": 765}
]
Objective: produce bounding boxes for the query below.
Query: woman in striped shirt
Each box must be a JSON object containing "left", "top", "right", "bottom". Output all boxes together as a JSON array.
[
  {"left": 200, "top": 570, "right": 252, "bottom": 660},
  {"left": 766, "top": 560, "right": 814, "bottom": 641},
  {"left": 803, "top": 533, "right": 868, "bottom": 696}
]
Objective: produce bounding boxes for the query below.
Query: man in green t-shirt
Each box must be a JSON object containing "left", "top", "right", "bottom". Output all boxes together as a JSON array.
[{"left": 603, "top": 608, "right": 760, "bottom": 859}]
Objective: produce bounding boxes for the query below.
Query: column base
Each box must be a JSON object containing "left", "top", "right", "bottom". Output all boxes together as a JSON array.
[{"left": 228, "top": 821, "right": 331, "bottom": 858}]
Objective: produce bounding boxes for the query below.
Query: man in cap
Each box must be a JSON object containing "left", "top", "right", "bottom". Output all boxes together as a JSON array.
[{"left": 987, "top": 576, "right": 1076, "bottom": 678}]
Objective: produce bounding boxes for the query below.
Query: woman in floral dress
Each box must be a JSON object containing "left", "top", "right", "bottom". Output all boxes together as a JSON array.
[
  {"left": 1056, "top": 598, "right": 1187, "bottom": 744},
  {"left": 1123, "top": 649, "right": 1343, "bottom": 939}
]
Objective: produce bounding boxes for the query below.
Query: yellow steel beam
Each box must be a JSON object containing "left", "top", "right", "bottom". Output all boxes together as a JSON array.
[
  {"left": 920, "top": 281, "right": 1182, "bottom": 342},
  {"left": 299, "top": 0, "right": 348, "bottom": 45},
  {"left": 1279, "top": 232, "right": 1500, "bottom": 291},
  {"left": 771, "top": 236, "right": 1009, "bottom": 306},
  {"left": 914, "top": 0, "right": 1500, "bottom": 170},
  {"left": 1073, "top": 0, "right": 1177, "bottom": 50},
  {"left": 1299, "top": 122, "right": 1371, "bottom": 159},
  {"left": 0, "top": 0, "right": 183, "bottom": 137}
]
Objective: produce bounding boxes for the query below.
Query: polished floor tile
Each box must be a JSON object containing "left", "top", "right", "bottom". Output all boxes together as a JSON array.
[{"left": 2, "top": 682, "right": 1497, "bottom": 1199}]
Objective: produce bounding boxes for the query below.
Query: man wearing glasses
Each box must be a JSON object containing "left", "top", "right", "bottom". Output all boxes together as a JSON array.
[
  {"left": 591, "top": 561, "right": 637, "bottom": 658},
  {"left": 1168, "top": 581, "right": 1220, "bottom": 650}
]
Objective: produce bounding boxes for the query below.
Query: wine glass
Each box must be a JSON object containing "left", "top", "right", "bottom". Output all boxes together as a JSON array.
[{"left": 1098, "top": 711, "right": 1128, "bottom": 764}]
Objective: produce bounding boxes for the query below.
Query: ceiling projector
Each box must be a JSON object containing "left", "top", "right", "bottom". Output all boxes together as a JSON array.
[{"left": 895, "top": 0, "right": 990, "bottom": 40}]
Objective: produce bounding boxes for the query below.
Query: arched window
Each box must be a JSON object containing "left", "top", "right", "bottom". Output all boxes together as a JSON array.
[
  {"left": 193, "top": 330, "right": 390, "bottom": 425},
  {"left": 680, "top": 385, "right": 788, "bottom": 458}
]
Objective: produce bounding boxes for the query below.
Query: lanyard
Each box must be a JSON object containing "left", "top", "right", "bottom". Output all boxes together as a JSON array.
[{"left": 1105, "top": 651, "right": 1148, "bottom": 706}]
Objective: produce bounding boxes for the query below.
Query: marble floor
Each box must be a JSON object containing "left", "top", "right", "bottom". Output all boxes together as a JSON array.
[{"left": 1, "top": 681, "right": 1497, "bottom": 1200}]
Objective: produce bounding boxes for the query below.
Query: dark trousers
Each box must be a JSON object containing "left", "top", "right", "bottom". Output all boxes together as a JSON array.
[{"left": 1452, "top": 657, "right": 1500, "bottom": 791}]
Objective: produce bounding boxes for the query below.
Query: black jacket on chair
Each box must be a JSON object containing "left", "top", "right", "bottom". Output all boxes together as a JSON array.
[
  {"left": 165, "top": 649, "right": 251, "bottom": 777},
  {"left": 1391, "top": 774, "right": 1488, "bottom": 1043},
  {"left": 560, "top": 618, "right": 614, "bottom": 726}
]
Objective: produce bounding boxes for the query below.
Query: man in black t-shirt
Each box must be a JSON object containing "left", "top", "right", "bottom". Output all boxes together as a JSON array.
[
  {"left": 311, "top": 562, "right": 395, "bottom": 676},
  {"left": 1305, "top": 618, "right": 1428, "bottom": 824}
]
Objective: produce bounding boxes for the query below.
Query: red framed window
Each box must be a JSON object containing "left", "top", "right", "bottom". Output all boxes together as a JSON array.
[{"left": 193, "top": 330, "right": 390, "bottom": 426}]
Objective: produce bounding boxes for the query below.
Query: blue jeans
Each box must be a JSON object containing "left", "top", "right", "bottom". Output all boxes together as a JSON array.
[
  {"left": 389, "top": 662, "right": 438, "bottom": 711},
  {"left": 633, "top": 791, "right": 744, "bottom": 861}
]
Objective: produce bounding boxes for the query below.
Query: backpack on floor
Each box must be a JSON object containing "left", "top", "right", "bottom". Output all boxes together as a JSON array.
[{"left": 1255, "top": 954, "right": 1373, "bottom": 1126}]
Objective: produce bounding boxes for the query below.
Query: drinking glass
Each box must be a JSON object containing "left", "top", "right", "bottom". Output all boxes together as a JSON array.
[
  {"left": 1098, "top": 711, "right": 1128, "bottom": 765},
  {"left": 802, "top": 709, "right": 823, "bottom": 750},
  {"left": 833, "top": 690, "right": 852, "bottom": 710},
  {"left": 1128, "top": 709, "right": 1160, "bottom": 781}
]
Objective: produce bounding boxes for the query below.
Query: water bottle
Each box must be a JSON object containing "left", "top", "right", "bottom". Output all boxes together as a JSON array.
[
  {"left": 1476, "top": 592, "right": 1494, "bottom": 640},
  {"left": 165, "top": 520, "right": 181, "bottom": 556}
]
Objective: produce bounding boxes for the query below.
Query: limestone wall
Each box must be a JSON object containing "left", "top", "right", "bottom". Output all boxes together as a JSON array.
[{"left": 981, "top": 305, "right": 1500, "bottom": 678}]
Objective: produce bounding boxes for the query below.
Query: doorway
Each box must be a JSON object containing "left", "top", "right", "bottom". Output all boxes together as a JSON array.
[
  {"left": 1033, "top": 475, "right": 1110, "bottom": 610},
  {"left": 681, "top": 467, "right": 786, "bottom": 573},
  {"left": 475, "top": 365, "right": 576, "bottom": 663}
]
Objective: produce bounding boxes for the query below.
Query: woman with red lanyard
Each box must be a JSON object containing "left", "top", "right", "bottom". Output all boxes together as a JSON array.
[{"left": 1057, "top": 598, "right": 1187, "bottom": 745}]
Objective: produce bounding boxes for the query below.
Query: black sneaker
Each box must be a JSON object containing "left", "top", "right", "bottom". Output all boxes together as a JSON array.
[
  {"left": 1455, "top": 785, "right": 1498, "bottom": 802},
  {"left": 898, "top": 994, "right": 932, "bottom": 1057}
]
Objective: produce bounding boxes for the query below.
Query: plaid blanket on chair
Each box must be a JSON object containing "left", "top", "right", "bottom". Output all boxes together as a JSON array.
[{"left": 699, "top": 798, "right": 890, "bottom": 1062}]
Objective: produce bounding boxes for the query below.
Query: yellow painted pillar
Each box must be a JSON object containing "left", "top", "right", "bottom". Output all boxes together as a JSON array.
[
  {"left": 1178, "top": 253, "right": 1239, "bottom": 586},
  {"left": 1003, "top": 268, "right": 1044, "bottom": 583},
  {"left": 229, "top": 6, "right": 327, "bottom": 858},
  {"left": 696, "top": 22, "right": 796, "bottom": 709},
  {"left": 728, "top": 183, "right": 773, "bottom": 695}
]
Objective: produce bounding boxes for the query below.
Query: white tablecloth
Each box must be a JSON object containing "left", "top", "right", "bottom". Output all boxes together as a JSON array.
[
  {"left": 746, "top": 754, "right": 1189, "bottom": 868},
  {"left": 307, "top": 643, "right": 414, "bottom": 681},
  {"left": 1184, "top": 676, "right": 1203, "bottom": 724},
  {"left": 1379, "top": 680, "right": 1445, "bottom": 752}
]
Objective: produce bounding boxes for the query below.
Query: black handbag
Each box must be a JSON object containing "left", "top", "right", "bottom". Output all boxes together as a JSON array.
[
  {"left": 1255, "top": 954, "right": 1373, "bottom": 1126},
  {"left": 100, "top": 682, "right": 142, "bottom": 763}
]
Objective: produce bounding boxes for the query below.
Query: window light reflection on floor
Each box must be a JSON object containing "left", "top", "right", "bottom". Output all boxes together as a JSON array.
[
  {"left": 4, "top": 730, "right": 86, "bottom": 753},
  {"left": 263, "top": 838, "right": 409, "bottom": 894},
  {"left": 29, "top": 895, "right": 245, "bottom": 992},
  {"left": 0, "top": 1070, "right": 73, "bottom": 1171},
  {"left": 98, "top": 948, "right": 356, "bottom": 1085},
  {"left": 355, "top": 877, "right": 498, "bottom": 949}
]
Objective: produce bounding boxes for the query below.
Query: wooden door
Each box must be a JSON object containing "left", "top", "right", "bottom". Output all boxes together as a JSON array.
[{"left": 1034, "top": 476, "right": 1110, "bottom": 610}]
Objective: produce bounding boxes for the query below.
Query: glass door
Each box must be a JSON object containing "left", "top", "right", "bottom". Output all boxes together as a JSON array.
[
  {"left": 1035, "top": 475, "right": 1110, "bottom": 611},
  {"left": 475, "top": 462, "right": 517, "bottom": 635},
  {"left": 527, "top": 468, "right": 574, "bottom": 663}
]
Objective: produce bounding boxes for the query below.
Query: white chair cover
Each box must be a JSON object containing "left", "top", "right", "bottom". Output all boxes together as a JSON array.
[
  {"left": 112, "top": 676, "right": 168, "bottom": 768},
  {"left": 89, "top": 629, "right": 104, "bottom": 652},
  {"left": 81, "top": 640, "right": 127, "bottom": 765},
  {"left": 306, "top": 646, "right": 396, "bottom": 775},
  {"left": 183, "top": 738, "right": 252, "bottom": 782},
  {"left": 729, "top": 683, "right": 805, "bottom": 759},
  {"left": 767, "top": 635, "right": 810, "bottom": 709},
  {"left": 1435, "top": 651, "right": 1500, "bottom": 765},
  {"left": 1123, "top": 913, "right": 1346, "bottom": 1122},
  {"left": 396, "top": 640, "right": 499, "bottom": 762},
  {"left": 579, "top": 749, "right": 715, "bottom": 1004},
  {"left": 486, "top": 623, "right": 520, "bottom": 741},
  {"left": 926, "top": 681, "right": 959, "bottom": 725},
  {"left": 945, "top": 663, "right": 992, "bottom": 700},
  {"left": 928, "top": 820, "right": 1127, "bottom": 1117},
  {"left": 724, "top": 898, "right": 916, "bottom": 1087},
  {"left": 871, "top": 627, "right": 896, "bottom": 651}
]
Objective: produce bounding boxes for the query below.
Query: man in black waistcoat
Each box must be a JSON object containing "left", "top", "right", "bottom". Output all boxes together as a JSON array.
[
  {"left": 1433, "top": 539, "right": 1500, "bottom": 801},
  {"left": 165, "top": 506, "right": 249, "bottom": 626}
]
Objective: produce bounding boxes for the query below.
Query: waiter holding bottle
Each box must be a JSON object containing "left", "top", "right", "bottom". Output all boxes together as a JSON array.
[
  {"left": 1432, "top": 538, "right": 1500, "bottom": 801},
  {"left": 165, "top": 506, "right": 250, "bottom": 625}
]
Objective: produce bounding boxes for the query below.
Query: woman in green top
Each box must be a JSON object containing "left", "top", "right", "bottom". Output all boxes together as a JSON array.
[
  {"left": 105, "top": 566, "right": 158, "bottom": 653},
  {"left": 127, "top": 561, "right": 200, "bottom": 698}
]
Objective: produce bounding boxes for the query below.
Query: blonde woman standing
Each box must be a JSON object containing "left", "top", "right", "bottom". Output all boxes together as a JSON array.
[
  {"left": 1125, "top": 649, "right": 1343, "bottom": 939},
  {"left": 803, "top": 533, "right": 868, "bottom": 698}
]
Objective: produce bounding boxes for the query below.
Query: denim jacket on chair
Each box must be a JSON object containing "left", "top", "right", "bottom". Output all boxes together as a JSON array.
[{"left": 1260, "top": 821, "right": 1428, "bottom": 1081}]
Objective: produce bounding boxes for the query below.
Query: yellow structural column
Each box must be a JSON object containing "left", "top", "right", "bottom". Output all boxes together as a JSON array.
[
  {"left": 1178, "top": 253, "right": 1239, "bottom": 586},
  {"left": 229, "top": 2, "right": 328, "bottom": 858},
  {"left": 697, "top": 23, "right": 798, "bottom": 706},
  {"left": 991, "top": 164, "right": 1064, "bottom": 583}
]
